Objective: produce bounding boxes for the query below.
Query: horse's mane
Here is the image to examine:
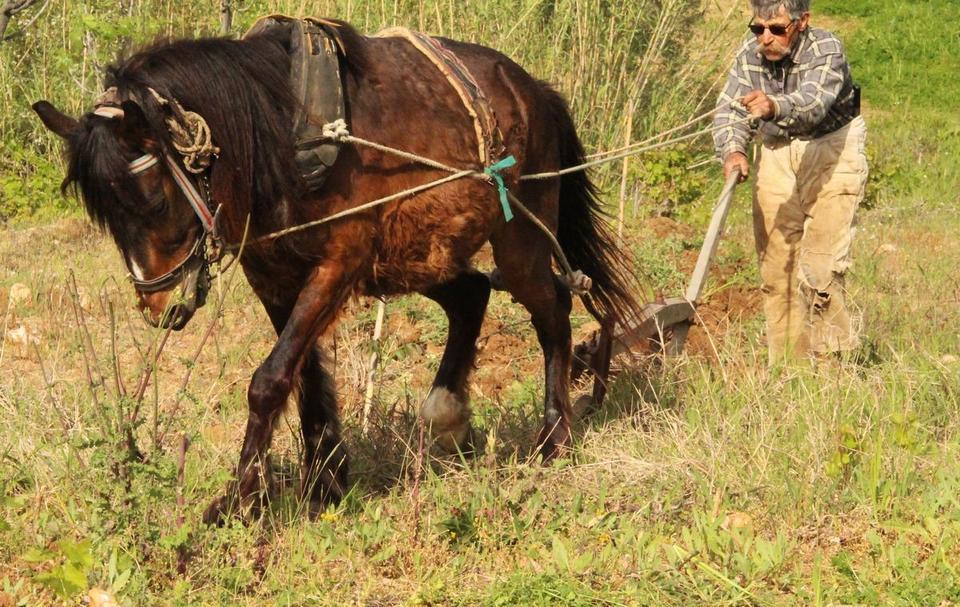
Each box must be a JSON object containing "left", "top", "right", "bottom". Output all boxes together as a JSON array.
[{"left": 63, "top": 20, "right": 370, "bottom": 242}]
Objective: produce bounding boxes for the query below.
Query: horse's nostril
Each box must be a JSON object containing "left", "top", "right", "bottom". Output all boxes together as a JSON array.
[
  {"left": 140, "top": 306, "right": 160, "bottom": 327},
  {"left": 161, "top": 303, "right": 195, "bottom": 331}
]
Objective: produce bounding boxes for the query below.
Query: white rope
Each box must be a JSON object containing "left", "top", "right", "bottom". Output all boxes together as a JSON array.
[
  {"left": 309, "top": 114, "right": 750, "bottom": 187},
  {"left": 519, "top": 115, "right": 753, "bottom": 181},
  {"left": 246, "top": 169, "right": 478, "bottom": 246},
  {"left": 343, "top": 133, "right": 466, "bottom": 174},
  {"left": 321, "top": 118, "right": 351, "bottom": 142},
  {"left": 585, "top": 101, "right": 737, "bottom": 161}
]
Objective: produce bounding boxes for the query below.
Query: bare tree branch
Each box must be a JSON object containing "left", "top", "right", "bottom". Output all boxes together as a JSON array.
[
  {"left": 219, "top": 0, "right": 232, "bottom": 36},
  {"left": 0, "top": 0, "right": 45, "bottom": 42}
]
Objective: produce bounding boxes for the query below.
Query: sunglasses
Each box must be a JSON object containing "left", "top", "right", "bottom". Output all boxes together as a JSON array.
[{"left": 748, "top": 20, "right": 796, "bottom": 36}]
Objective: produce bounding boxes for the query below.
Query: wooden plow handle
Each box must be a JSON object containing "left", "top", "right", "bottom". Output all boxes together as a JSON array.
[
  {"left": 685, "top": 167, "right": 742, "bottom": 304},
  {"left": 665, "top": 167, "right": 741, "bottom": 355}
]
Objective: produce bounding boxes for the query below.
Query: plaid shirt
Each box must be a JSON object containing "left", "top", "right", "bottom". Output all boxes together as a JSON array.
[{"left": 713, "top": 27, "right": 859, "bottom": 159}]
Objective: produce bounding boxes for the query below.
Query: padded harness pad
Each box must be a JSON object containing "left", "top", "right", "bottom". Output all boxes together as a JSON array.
[{"left": 245, "top": 15, "right": 346, "bottom": 191}]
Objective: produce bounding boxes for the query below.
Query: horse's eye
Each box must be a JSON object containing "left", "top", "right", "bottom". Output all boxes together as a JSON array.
[{"left": 144, "top": 189, "right": 168, "bottom": 212}]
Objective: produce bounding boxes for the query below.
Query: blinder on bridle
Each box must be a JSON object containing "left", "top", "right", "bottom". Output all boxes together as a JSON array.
[{"left": 92, "top": 98, "right": 225, "bottom": 308}]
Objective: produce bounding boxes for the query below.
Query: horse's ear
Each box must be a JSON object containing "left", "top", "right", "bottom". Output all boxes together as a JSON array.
[
  {"left": 32, "top": 101, "right": 79, "bottom": 139},
  {"left": 119, "top": 100, "right": 151, "bottom": 141}
]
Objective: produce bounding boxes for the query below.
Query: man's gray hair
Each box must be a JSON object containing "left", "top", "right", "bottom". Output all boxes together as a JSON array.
[{"left": 750, "top": 0, "right": 811, "bottom": 19}]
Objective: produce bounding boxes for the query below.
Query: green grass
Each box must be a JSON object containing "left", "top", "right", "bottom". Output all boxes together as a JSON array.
[
  {"left": 821, "top": 0, "right": 960, "bottom": 111},
  {"left": 821, "top": 0, "right": 960, "bottom": 211},
  {"left": 2, "top": 0, "right": 960, "bottom": 605}
]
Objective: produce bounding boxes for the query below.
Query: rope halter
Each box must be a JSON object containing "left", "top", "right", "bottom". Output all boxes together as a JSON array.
[
  {"left": 148, "top": 87, "right": 220, "bottom": 173},
  {"left": 92, "top": 87, "right": 223, "bottom": 294}
]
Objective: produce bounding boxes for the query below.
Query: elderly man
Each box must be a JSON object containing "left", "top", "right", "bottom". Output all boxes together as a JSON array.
[{"left": 713, "top": 0, "right": 867, "bottom": 361}]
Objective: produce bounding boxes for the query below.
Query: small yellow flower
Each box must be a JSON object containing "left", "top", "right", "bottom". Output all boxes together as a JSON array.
[
  {"left": 597, "top": 532, "right": 612, "bottom": 545},
  {"left": 320, "top": 511, "right": 339, "bottom": 523},
  {"left": 449, "top": 531, "right": 457, "bottom": 540}
]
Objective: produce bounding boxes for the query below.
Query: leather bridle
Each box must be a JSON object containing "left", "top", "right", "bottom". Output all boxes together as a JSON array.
[
  {"left": 93, "top": 104, "right": 225, "bottom": 298},
  {"left": 123, "top": 148, "right": 224, "bottom": 295}
]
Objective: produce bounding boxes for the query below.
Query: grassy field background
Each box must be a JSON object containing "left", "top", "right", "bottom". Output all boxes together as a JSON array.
[{"left": 1, "top": 0, "right": 959, "bottom": 605}]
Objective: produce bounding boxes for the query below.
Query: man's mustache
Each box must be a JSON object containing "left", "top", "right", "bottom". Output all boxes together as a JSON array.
[{"left": 762, "top": 41, "right": 790, "bottom": 56}]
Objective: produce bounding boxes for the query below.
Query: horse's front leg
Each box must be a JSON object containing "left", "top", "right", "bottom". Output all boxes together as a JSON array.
[{"left": 203, "top": 263, "right": 357, "bottom": 525}]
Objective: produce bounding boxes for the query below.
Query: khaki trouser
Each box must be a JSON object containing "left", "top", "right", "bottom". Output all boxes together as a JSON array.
[{"left": 753, "top": 116, "right": 868, "bottom": 361}]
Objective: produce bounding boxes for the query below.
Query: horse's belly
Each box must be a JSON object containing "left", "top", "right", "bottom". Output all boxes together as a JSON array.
[{"left": 370, "top": 187, "right": 497, "bottom": 293}]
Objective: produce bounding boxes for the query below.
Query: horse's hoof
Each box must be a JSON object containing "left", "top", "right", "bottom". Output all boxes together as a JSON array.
[
  {"left": 302, "top": 464, "right": 349, "bottom": 509},
  {"left": 537, "top": 424, "right": 572, "bottom": 464},
  {"left": 432, "top": 424, "right": 483, "bottom": 459},
  {"left": 303, "top": 468, "right": 349, "bottom": 521},
  {"left": 202, "top": 482, "right": 270, "bottom": 526},
  {"left": 430, "top": 423, "right": 483, "bottom": 458},
  {"left": 573, "top": 394, "right": 597, "bottom": 418},
  {"left": 421, "top": 387, "right": 472, "bottom": 453},
  {"left": 539, "top": 443, "right": 572, "bottom": 465}
]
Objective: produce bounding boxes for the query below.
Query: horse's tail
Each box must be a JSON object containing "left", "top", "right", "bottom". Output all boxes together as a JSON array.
[{"left": 544, "top": 84, "right": 644, "bottom": 327}]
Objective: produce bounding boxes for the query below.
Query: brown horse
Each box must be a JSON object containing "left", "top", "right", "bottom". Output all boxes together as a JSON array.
[{"left": 33, "top": 20, "right": 641, "bottom": 523}]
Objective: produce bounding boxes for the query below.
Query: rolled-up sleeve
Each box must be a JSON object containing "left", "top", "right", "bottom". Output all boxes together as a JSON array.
[
  {"left": 713, "top": 55, "right": 755, "bottom": 160},
  {"left": 769, "top": 42, "right": 847, "bottom": 131}
]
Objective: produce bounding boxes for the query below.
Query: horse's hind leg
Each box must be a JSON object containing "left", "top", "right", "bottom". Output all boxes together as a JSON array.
[
  {"left": 419, "top": 270, "right": 491, "bottom": 452},
  {"left": 297, "top": 346, "right": 348, "bottom": 511},
  {"left": 490, "top": 212, "right": 574, "bottom": 462}
]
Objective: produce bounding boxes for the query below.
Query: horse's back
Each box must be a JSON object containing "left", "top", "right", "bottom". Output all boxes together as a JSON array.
[{"left": 342, "top": 32, "right": 566, "bottom": 295}]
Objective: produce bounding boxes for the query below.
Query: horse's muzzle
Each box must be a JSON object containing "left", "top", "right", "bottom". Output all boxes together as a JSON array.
[
  {"left": 144, "top": 302, "right": 196, "bottom": 331},
  {"left": 139, "top": 259, "right": 209, "bottom": 331}
]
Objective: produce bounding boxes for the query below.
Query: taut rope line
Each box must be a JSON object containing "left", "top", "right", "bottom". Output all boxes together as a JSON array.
[
  {"left": 221, "top": 107, "right": 752, "bottom": 297},
  {"left": 247, "top": 111, "right": 751, "bottom": 247},
  {"left": 584, "top": 103, "right": 734, "bottom": 161},
  {"left": 520, "top": 115, "right": 751, "bottom": 181},
  {"left": 244, "top": 169, "right": 476, "bottom": 246}
]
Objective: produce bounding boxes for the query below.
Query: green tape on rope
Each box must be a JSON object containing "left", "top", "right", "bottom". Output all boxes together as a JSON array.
[{"left": 485, "top": 155, "right": 517, "bottom": 222}]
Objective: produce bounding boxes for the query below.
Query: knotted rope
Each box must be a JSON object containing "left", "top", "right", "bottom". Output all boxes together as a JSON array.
[
  {"left": 147, "top": 88, "right": 220, "bottom": 173},
  {"left": 92, "top": 88, "right": 219, "bottom": 174},
  {"left": 484, "top": 155, "right": 518, "bottom": 222},
  {"left": 321, "top": 118, "right": 351, "bottom": 142}
]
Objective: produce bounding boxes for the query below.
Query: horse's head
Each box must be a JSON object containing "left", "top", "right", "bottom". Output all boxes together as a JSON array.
[{"left": 33, "top": 98, "right": 213, "bottom": 330}]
